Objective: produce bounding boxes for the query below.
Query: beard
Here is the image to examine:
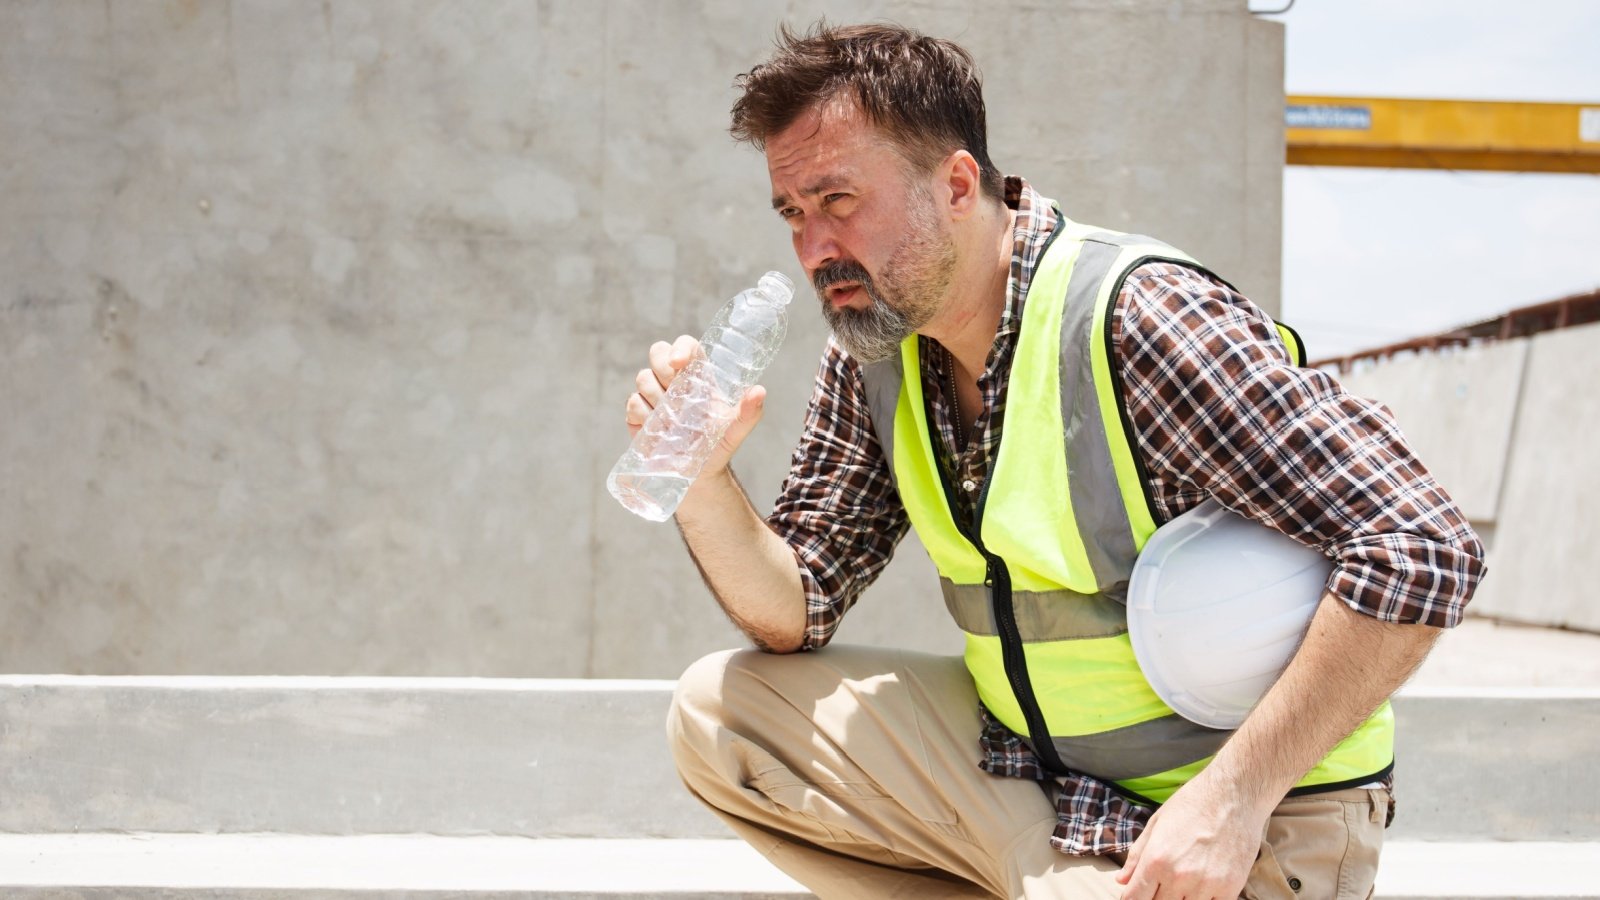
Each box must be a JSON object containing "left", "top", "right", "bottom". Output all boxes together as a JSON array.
[{"left": 812, "top": 194, "right": 957, "bottom": 364}]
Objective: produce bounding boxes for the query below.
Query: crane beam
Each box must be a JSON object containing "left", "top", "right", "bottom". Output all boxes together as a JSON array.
[{"left": 1286, "top": 95, "right": 1600, "bottom": 174}]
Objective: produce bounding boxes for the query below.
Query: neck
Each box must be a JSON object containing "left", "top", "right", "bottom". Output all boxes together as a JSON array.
[{"left": 923, "top": 199, "right": 1015, "bottom": 380}]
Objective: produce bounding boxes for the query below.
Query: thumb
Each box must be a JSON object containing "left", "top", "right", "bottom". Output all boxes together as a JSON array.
[{"left": 723, "top": 385, "right": 767, "bottom": 449}]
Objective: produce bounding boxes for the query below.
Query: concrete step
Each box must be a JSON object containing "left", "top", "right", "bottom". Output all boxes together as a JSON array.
[
  {"left": 0, "top": 675, "right": 725, "bottom": 840},
  {"left": 1388, "top": 686, "right": 1600, "bottom": 841},
  {"left": 2, "top": 676, "right": 1597, "bottom": 841},
  {"left": 0, "top": 835, "right": 807, "bottom": 898},
  {"left": 0, "top": 835, "right": 1593, "bottom": 899}
]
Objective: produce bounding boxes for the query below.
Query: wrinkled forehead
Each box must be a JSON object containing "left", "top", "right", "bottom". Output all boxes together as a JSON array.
[{"left": 764, "top": 99, "right": 907, "bottom": 196}]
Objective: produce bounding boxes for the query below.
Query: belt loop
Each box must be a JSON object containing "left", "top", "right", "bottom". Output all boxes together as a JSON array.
[{"left": 1367, "top": 789, "right": 1383, "bottom": 824}]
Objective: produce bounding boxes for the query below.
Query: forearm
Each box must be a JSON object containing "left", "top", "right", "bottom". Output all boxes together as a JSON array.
[
  {"left": 1201, "top": 593, "right": 1441, "bottom": 817},
  {"left": 674, "top": 467, "right": 808, "bottom": 653}
]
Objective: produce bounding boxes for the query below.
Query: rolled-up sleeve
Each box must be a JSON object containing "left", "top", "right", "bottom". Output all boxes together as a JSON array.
[
  {"left": 767, "top": 337, "right": 911, "bottom": 649},
  {"left": 1114, "top": 263, "right": 1486, "bottom": 627}
]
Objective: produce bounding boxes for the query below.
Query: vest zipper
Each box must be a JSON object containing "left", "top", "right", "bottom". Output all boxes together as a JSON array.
[
  {"left": 981, "top": 544, "right": 1070, "bottom": 776},
  {"left": 928, "top": 427, "right": 1070, "bottom": 777}
]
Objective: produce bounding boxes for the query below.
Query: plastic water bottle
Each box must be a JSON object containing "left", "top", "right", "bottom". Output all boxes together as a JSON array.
[{"left": 608, "top": 272, "right": 795, "bottom": 521}]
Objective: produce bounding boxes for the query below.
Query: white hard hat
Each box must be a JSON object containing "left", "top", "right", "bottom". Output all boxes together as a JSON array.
[{"left": 1126, "top": 499, "right": 1331, "bottom": 729}]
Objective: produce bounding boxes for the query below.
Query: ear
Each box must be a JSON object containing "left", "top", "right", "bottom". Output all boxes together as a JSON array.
[{"left": 940, "top": 150, "right": 984, "bottom": 221}]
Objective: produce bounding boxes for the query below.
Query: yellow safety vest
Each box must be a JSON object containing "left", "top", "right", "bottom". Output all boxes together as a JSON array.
[{"left": 858, "top": 210, "right": 1392, "bottom": 805}]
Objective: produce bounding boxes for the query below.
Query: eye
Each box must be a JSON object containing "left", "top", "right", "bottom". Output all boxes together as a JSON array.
[
  {"left": 822, "top": 193, "right": 847, "bottom": 206},
  {"left": 778, "top": 206, "right": 801, "bottom": 220}
]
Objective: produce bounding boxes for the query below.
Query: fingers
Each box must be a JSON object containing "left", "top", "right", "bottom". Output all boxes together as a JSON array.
[
  {"left": 649, "top": 334, "right": 699, "bottom": 387},
  {"left": 670, "top": 334, "right": 699, "bottom": 370},
  {"left": 1117, "top": 809, "right": 1152, "bottom": 883},
  {"left": 628, "top": 336, "right": 702, "bottom": 437},
  {"left": 1115, "top": 810, "right": 1155, "bottom": 897},
  {"left": 647, "top": 340, "right": 674, "bottom": 392},
  {"left": 637, "top": 335, "right": 700, "bottom": 409},
  {"left": 624, "top": 387, "right": 654, "bottom": 433},
  {"left": 1118, "top": 868, "right": 1157, "bottom": 900}
]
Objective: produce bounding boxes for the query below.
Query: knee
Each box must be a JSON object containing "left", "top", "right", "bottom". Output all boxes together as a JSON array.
[
  {"left": 669, "top": 646, "right": 794, "bottom": 755},
  {"left": 666, "top": 648, "right": 753, "bottom": 761},
  {"left": 673, "top": 648, "right": 738, "bottom": 712}
]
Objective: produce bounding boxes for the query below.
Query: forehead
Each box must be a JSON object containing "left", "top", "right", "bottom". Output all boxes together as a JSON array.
[{"left": 765, "top": 100, "right": 901, "bottom": 196}]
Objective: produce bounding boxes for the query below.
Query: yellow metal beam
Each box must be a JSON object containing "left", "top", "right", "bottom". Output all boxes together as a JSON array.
[{"left": 1286, "top": 95, "right": 1600, "bottom": 174}]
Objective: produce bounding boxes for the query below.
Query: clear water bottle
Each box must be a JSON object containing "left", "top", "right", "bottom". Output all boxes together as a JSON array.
[{"left": 608, "top": 272, "right": 795, "bottom": 521}]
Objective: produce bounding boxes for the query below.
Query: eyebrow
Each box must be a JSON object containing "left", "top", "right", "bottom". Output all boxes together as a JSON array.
[{"left": 771, "top": 175, "right": 852, "bottom": 211}]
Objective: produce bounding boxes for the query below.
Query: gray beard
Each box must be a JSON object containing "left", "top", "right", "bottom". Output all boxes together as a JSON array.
[
  {"left": 811, "top": 189, "right": 953, "bottom": 364},
  {"left": 823, "top": 289, "right": 917, "bottom": 364}
]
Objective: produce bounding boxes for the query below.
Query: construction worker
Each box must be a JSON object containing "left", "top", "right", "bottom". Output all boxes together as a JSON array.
[{"left": 625, "top": 22, "right": 1485, "bottom": 900}]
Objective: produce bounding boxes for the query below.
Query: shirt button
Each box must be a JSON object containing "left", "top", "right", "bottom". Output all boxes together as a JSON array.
[
  {"left": 962, "top": 479, "right": 977, "bottom": 493},
  {"left": 1288, "top": 876, "right": 1302, "bottom": 892}
]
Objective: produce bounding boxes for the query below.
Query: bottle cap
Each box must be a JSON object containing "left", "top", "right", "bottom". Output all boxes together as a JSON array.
[{"left": 758, "top": 272, "right": 795, "bottom": 306}]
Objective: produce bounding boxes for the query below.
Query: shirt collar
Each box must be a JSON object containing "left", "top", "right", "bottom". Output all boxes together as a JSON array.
[{"left": 1000, "top": 175, "right": 1061, "bottom": 338}]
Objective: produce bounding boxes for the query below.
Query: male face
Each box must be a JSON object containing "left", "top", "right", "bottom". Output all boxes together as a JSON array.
[{"left": 766, "top": 100, "right": 957, "bottom": 363}]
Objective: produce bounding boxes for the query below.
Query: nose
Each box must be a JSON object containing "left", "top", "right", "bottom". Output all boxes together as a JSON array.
[{"left": 794, "top": 218, "right": 840, "bottom": 276}]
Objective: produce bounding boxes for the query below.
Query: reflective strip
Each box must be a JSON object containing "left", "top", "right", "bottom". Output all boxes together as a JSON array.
[
  {"left": 1050, "top": 713, "right": 1233, "bottom": 782},
  {"left": 860, "top": 353, "right": 905, "bottom": 497},
  {"left": 1087, "top": 244, "right": 1202, "bottom": 549},
  {"left": 1081, "top": 230, "right": 1161, "bottom": 246},
  {"left": 940, "top": 579, "right": 1127, "bottom": 641},
  {"left": 1057, "top": 237, "right": 1142, "bottom": 585}
]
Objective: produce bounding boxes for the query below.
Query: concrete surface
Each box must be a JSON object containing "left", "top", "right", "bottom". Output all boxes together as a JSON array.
[
  {"left": 0, "top": 676, "right": 724, "bottom": 839},
  {"left": 1337, "top": 340, "right": 1525, "bottom": 525},
  {"left": 1338, "top": 320, "right": 1600, "bottom": 634},
  {"left": 1410, "top": 616, "right": 1600, "bottom": 688},
  {"left": 1, "top": 0, "right": 1284, "bottom": 677},
  {"left": 1375, "top": 841, "right": 1600, "bottom": 899},
  {"left": 0, "top": 835, "right": 810, "bottom": 895},
  {"left": 0, "top": 835, "right": 1595, "bottom": 899},
  {"left": 1474, "top": 323, "right": 1600, "bottom": 633},
  {"left": 4, "top": 672, "right": 1597, "bottom": 842},
  {"left": 1389, "top": 688, "right": 1600, "bottom": 840}
]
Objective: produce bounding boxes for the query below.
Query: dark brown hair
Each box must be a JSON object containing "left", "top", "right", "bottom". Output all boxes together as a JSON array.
[{"left": 730, "top": 21, "right": 1005, "bottom": 203}]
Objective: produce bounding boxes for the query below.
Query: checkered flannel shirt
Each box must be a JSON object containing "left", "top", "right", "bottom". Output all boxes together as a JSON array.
[{"left": 765, "top": 176, "right": 1486, "bottom": 855}]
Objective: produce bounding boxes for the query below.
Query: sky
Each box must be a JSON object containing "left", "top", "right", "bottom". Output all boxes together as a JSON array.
[{"left": 1259, "top": 0, "right": 1600, "bottom": 357}]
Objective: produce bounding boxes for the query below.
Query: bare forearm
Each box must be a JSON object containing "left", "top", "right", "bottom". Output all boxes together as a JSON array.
[
  {"left": 1205, "top": 594, "right": 1440, "bottom": 816},
  {"left": 674, "top": 467, "right": 808, "bottom": 653}
]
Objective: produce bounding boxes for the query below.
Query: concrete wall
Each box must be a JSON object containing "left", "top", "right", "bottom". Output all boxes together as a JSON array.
[
  {"left": 1, "top": 0, "right": 1285, "bottom": 676},
  {"left": 1336, "top": 340, "right": 1526, "bottom": 526},
  {"left": 1338, "top": 321, "right": 1600, "bottom": 633}
]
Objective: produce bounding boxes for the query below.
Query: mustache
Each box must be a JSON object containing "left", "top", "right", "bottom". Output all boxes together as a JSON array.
[{"left": 812, "top": 260, "right": 874, "bottom": 294}]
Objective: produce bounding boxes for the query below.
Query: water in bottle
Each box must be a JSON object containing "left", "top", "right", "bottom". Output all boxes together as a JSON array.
[{"left": 608, "top": 272, "right": 795, "bottom": 521}]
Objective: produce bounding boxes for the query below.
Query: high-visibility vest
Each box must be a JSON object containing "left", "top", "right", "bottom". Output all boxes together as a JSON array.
[{"left": 858, "top": 210, "right": 1393, "bottom": 805}]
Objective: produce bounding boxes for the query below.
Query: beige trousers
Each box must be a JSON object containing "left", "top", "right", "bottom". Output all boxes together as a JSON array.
[{"left": 666, "top": 645, "right": 1388, "bottom": 900}]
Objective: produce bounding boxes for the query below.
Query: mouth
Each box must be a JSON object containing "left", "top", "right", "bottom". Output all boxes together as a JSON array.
[{"left": 824, "top": 282, "right": 862, "bottom": 308}]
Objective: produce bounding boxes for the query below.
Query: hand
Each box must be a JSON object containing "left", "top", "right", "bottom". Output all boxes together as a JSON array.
[
  {"left": 1115, "top": 775, "right": 1265, "bottom": 900},
  {"left": 625, "top": 334, "right": 768, "bottom": 479}
]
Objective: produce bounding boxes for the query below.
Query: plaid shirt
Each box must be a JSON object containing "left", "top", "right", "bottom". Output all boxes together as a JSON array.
[{"left": 766, "top": 176, "right": 1486, "bottom": 855}]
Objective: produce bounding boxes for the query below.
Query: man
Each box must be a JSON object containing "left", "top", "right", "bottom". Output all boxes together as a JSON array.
[{"left": 623, "top": 22, "right": 1485, "bottom": 900}]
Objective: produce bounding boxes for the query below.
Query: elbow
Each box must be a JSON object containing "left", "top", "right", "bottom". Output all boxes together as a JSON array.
[{"left": 749, "top": 624, "right": 808, "bottom": 655}]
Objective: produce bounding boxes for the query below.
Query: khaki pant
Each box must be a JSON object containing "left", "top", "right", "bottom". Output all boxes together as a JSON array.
[{"left": 666, "top": 645, "right": 1387, "bottom": 900}]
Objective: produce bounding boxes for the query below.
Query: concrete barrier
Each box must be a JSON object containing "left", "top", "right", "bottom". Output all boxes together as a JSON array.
[
  {"left": 3, "top": 676, "right": 1596, "bottom": 842},
  {"left": 0, "top": 835, "right": 1594, "bottom": 899},
  {"left": 1338, "top": 320, "right": 1600, "bottom": 634},
  {"left": 0, "top": 676, "right": 723, "bottom": 839}
]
